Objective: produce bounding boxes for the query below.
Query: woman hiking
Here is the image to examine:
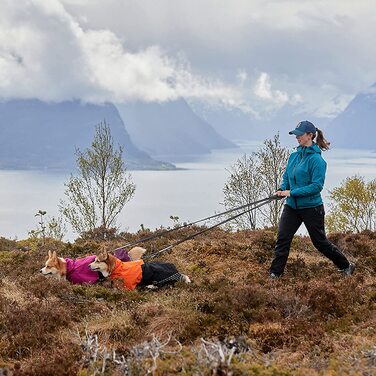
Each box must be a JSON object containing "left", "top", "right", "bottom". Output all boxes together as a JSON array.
[{"left": 269, "top": 120, "right": 355, "bottom": 279}]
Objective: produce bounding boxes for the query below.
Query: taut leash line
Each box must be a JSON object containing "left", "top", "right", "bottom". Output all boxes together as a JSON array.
[
  {"left": 145, "top": 196, "right": 280, "bottom": 260},
  {"left": 114, "top": 195, "right": 279, "bottom": 252}
]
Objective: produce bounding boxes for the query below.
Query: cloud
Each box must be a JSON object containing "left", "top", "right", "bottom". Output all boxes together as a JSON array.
[
  {"left": 58, "top": 0, "right": 376, "bottom": 117},
  {"left": 237, "top": 70, "right": 248, "bottom": 86},
  {"left": 7, "top": 0, "right": 375, "bottom": 119},
  {"left": 0, "top": 0, "right": 302, "bottom": 117},
  {"left": 254, "top": 72, "right": 289, "bottom": 106},
  {"left": 0, "top": 0, "right": 97, "bottom": 101}
]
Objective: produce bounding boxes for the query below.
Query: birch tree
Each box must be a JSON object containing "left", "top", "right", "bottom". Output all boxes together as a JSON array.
[
  {"left": 223, "top": 134, "right": 289, "bottom": 230},
  {"left": 60, "top": 122, "right": 136, "bottom": 235},
  {"left": 256, "top": 134, "right": 290, "bottom": 228},
  {"left": 223, "top": 154, "right": 262, "bottom": 230},
  {"left": 326, "top": 176, "right": 376, "bottom": 233}
]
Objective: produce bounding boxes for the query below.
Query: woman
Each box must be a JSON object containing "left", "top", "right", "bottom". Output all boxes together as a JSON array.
[{"left": 269, "top": 120, "right": 355, "bottom": 278}]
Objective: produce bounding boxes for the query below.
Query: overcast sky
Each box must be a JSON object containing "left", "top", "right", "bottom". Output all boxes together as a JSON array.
[{"left": 1, "top": 0, "right": 376, "bottom": 118}]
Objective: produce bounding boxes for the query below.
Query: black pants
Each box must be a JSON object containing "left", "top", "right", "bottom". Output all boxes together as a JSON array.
[{"left": 270, "top": 204, "right": 349, "bottom": 276}]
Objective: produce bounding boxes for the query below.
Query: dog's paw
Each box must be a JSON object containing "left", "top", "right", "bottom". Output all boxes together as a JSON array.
[
  {"left": 145, "top": 284, "right": 159, "bottom": 290},
  {"left": 181, "top": 274, "right": 191, "bottom": 284}
]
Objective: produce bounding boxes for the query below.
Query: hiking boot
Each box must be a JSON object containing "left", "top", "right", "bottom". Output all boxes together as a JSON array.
[
  {"left": 339, "top": 262, "right": 356, "bottom": 276},
  {"left": 269, "top": 272, "right": 280, "bottom": 280}
]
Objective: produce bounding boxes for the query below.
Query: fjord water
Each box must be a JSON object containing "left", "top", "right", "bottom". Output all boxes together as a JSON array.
[{"left": 1, "top": 142, "right": 376, "bottom": 240}]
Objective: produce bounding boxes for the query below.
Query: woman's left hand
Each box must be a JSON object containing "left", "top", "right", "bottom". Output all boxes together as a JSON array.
[{"left": 276, "top": 190, "right": 291, "bottom": 197}]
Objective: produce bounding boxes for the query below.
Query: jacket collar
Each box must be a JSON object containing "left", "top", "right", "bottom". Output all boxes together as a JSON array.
[
  {"left": 64, "top": 258, "right": 74, "bottom": 277},
  {"left": 111, "top": 258, "right": 123, "bottom": 275},
  {"left": 297, "top": 142, "right": 321, "bottom": 154}
]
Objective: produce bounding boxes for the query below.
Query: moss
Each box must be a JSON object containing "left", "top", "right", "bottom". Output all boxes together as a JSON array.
[
  {"left": 190, "top": 261, "right": 211, "bottom": 275},
  {"left": 76, "top": 370, "right": 88, "bottom": 376},
  {"left": 232, "top": 363, "right": 291, "bottom": 376},
  {"left": 16, "top": 238, "right": 40, "bottom": 252},
  {"left": 0, "top": 251, "right": 26, "bottom": 265}
]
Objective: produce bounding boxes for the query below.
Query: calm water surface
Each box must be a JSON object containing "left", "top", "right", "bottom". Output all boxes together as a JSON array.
[{"left": 1, "top": 142, "right": 375, "bottom": 240}]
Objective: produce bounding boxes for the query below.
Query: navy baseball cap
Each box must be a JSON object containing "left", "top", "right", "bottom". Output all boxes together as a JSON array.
[{"left": 289, "top": 121, "right": 317, "bottom": 136}]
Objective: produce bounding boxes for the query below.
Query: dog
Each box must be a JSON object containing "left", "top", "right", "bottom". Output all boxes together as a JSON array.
[
  {"left": 40, "top": 247, "right": 145, "bottom": 284},
  {"left": 88, "top": 248, "right": 191, "bottom": 290}
]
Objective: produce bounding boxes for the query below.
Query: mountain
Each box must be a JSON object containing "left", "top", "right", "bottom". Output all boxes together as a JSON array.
[
  {"left": 190, "top": 101, "right": 331, "bottom": 147},
  {"left": 325, "top": 84, "right": 376, "bottom": 149},
  {"left": 188, "top": 102, "right": 256, "bottom": 141},
  {"left": 116, "top": 99, "right": 237, "bottom": 162},
  {"left": 0, "top": 99, "right": 175, "bottom": 170}
]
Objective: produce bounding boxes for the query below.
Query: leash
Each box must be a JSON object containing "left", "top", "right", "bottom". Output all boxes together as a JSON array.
[
  {"left": 152, "top": 272, "right": 183, "bottom": 286},
  {"left": 114, "top": 196, "right": 278, "bottom": 252},
  {"left": 145, "top": 196, "right": 280, "bottom": 260}
]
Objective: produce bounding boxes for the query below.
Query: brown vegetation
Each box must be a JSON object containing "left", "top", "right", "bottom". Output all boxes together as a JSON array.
[{"left": 0, "top": 228, "right": 375, "bottom": 375}]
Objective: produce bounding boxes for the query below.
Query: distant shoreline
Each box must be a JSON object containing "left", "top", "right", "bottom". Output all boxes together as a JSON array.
[{"left": 0, "top": 165, "right": 187, "bottom": 172}]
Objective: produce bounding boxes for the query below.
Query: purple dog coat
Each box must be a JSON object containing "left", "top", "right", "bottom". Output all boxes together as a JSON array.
[
  {"left": 65, "top": 256, "right": 99, "bottom": 284},
  {"left": 113, "top": 248, "right": 131, "bottom": 262}
]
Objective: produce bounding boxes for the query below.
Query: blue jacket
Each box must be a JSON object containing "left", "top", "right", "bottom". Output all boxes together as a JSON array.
[{"left": 279, "top": 143, "right": 326, "bottom": 209}]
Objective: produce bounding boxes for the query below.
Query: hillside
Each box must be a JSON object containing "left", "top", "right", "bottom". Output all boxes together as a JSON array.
[
  {"left": 0, "top": 99, "right": 175, "bottom": 170},
  {"left": 116, "top": 100, "right": 236, "bottom": 162},
  {"left": 190, "top": 101, "right": 332, "bottom": 145},
  {"left": 325, "top": 84, "right": 376, "bottom": 149},
  {"left": 0, "top": 228, "right": 375, "bottom": 375}
]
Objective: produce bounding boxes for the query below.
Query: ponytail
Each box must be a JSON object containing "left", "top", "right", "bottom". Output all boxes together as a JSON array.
[{"left": 314, "top": 128, "right": 330, "bottom": 151}]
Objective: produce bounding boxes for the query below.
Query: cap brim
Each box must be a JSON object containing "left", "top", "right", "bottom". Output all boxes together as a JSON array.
[{"left": 289, "top": 129, "right": 305, "bottom": 136}]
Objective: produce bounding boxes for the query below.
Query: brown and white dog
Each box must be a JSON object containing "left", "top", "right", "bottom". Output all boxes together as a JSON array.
[
  {"left": 89, "top": 248, "right": 191, "bottom": 290},
  {"left": 40, "top": 247, "right": 145, "bottom": 284}
]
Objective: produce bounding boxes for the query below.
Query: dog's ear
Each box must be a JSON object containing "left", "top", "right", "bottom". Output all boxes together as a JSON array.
[
  {"left": 97, "top": 245, "right": 109, "bottom": 260},
  {"left": 52, "top": 251, "right": 57, "bottom": 259},
  {"left": 48, "top": 250, "right": 52, "bottom": 258},
  {"left": 97, "top": 251, "right": 108, "bottom": 262}
]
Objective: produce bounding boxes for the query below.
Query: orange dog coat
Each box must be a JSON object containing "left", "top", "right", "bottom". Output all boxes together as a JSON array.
[{"left": 110, "top": 258, "right": 144, "bottom": 290}]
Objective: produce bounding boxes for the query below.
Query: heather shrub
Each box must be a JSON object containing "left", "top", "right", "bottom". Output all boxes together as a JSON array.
[
  {"left": 328, "top": 231, "right": 376, "bottom": 258},
  {"left": 306, "top": 277, "right": 364, "bottom": 318},
  {"left": 0, "top": 299, "right": 70, "bottom": 359},
  {"left": 78, "top": 225, "right": 118, "bottom": 241},
  {"left": 249, "top": 322, "right": 286, "bottom": 352},
  {"left": 286, "top": 255, "right": 309, "bottom": 278},
  {"left": 18, "top": 343, "right": 82, "bottom": 376},
  {"left": 249, "top": 229, "right": 276, "bottom": 252},
  {"left": 21, "top": 275, "right": 73, "bottom": 299},
  {"left": 227, "top": 284, "right": 268, "bottom": 319},
  {"left": 72, "top": 284, "right": 131, "bottom": 303},
  {"left": 0, "top": 237, "right": 17, "bottom": 251},
  {"left": 62, "top": 241, "right": 100, "bottom": 259},
  {"left": 0, "top": 228, "right": 374, "bottom": 374},
  {"left": 252, "top": 247, "right": 271, "bottom": 264}
]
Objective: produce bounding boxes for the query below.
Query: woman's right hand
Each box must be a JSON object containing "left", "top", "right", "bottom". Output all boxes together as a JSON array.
[{"left": 275, "top": 190, "right": 290, "bottom": 197}]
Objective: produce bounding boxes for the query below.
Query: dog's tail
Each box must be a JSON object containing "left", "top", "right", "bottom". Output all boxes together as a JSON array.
[{"left": 128, "top": 246, "right": 146, "bottom": 261}]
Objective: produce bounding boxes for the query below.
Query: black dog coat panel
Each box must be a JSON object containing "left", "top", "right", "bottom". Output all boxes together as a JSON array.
[{"left": 140, "top": 262, "right": 180, "bottom": 286}]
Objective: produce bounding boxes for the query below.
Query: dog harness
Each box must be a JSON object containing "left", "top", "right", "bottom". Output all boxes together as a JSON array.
[
  {"left": 110, "top": 259, "right": 144, "bottom": 290},
  {"left": 65, "top": 256, "right": 100, "bottom": 284}
]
